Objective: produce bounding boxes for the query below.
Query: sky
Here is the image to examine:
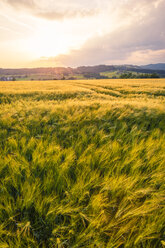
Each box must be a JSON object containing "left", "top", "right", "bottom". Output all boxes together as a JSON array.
[{"left": 0, "top": 0, "right": 165, "bottom": 68}]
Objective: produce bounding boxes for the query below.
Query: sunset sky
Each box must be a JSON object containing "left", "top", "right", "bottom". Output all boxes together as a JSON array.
[{"left": 0, "top": 0, "right": 165, "bottom": 68}]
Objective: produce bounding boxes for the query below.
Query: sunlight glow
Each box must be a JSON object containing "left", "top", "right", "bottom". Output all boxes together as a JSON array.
[{"left": 26, "top": 26, "right": 75, "bottom": 57}]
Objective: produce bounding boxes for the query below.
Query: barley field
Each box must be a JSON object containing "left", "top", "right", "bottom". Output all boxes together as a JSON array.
[{"left": 0, "top": 79, "right": 165, "bottom": 248}]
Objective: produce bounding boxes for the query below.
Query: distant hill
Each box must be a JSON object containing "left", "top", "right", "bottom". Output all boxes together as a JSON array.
[
  {"left": 141, "top": 63, "right": 165, "bottom": 71},
  {"left": 0, "top": 63, "right": 165, "bottom": 80}
]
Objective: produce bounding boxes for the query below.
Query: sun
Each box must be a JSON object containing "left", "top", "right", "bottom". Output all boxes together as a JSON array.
[
  {"left": 27, "top": 32, "right": 71, "bottom": 58},
  {"left": 25, "top": 24, "right": 76, "bottom": 58}
]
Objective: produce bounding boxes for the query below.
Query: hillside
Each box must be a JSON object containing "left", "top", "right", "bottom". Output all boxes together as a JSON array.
[
  {"left": 0, "top": 64, "right": 165, "bottom": 81},
  {"left": 141, "top": 63, "right": 165, "bottom": 71}
]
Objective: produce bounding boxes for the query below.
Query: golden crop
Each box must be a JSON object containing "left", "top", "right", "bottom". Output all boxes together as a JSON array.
[{"left": 0, "top": 79, "right": 165, "bottom": 247}]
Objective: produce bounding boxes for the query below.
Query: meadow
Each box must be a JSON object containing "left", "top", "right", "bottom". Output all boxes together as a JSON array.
[{"left": 0, "top": 79, "right": 165, "bottom": 248}]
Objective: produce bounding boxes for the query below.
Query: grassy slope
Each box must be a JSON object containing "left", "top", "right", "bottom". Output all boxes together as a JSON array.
[{"left": 0, "top": 79, "right": 165, "bottom": 248}]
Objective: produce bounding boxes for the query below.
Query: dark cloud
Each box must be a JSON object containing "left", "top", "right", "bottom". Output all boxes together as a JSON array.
[{"left": 49, "top": 0, "right": 165, "bottom": 66}]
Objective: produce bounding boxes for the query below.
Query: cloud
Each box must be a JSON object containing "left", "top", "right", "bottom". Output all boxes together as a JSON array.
[
  {"left": 36, "top": 9, "right": 98, "bottom": 21},
  {"left": 125, "top": 49, "right": 165, "bottom": 65},
  {"left": 2, "top": 0, "right": 36, "bottom": 11},
  {"left": 1, "top": 0, "right": 165, "bottom": 67},
  {"left": 45, "top": 0, "right": 165, "bottom": 66},
  {"left": 2, "top": 0, "right": 99, "bottom": 20}
]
